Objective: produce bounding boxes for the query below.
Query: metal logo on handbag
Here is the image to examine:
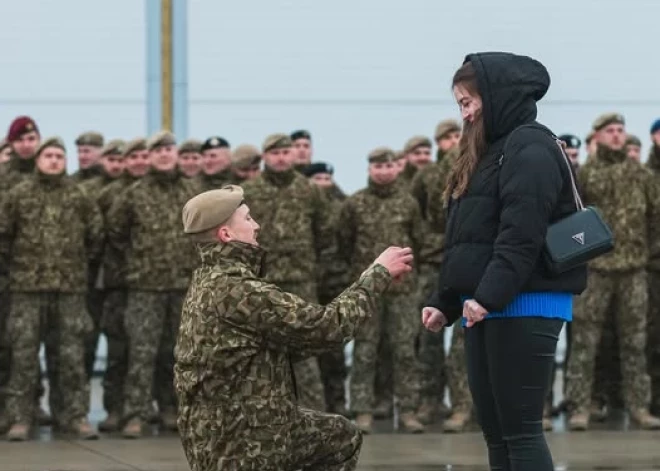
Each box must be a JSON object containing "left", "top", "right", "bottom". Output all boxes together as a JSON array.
[{"left": 572, "top": 232, "right": 585, "bottom": 245}]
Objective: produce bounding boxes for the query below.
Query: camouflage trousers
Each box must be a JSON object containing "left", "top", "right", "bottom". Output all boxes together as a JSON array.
[
  {"left": 350, "top": 292, "right": 421, "bottom": 414},
  {"left": 5, "top": 292, "right": 90, "bottom": 427},
  {"left": 0, "top": 291, "right": 9, "bottom": 419},
  {"left": 648, "top": 271, "right": 660, "bottom": 412},
  {"left": 123, "top": 291, "right": 184, "bottom": 422},
  {"left": 100, "top": 289, "right": 128, "bottom": 415},
  {"left": 84, "top": 288, "right": 105, "bottom": 379},
  {"left": 592, "top": 306, "right": 623, "bottom": 409},
  {"left": 447, "top": 326, "right": 472, "bottom": 413},
  {"left": 566, "top": 270, "right": 651, "bottom": 413},
  {"left": 373, "top": 327, "right": 394, "bottom": 409},
  {"left": 179, "top": 403, "right": 362, "bottom": 471},
  {"left": 278, "top": 282, "right": 326, "bottom": 412},
  {"left": 318, "top": 289, "right": 348, "bottom": 415}
]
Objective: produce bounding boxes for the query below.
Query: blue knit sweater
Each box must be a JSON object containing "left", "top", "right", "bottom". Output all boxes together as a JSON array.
[{"left": 461, "top": 292, "right": 572, "bottom": 327}]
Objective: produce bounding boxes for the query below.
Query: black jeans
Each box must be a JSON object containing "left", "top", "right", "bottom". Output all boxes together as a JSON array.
[{"left": 465, "top": 317, "right": 563, "bottom": 471}]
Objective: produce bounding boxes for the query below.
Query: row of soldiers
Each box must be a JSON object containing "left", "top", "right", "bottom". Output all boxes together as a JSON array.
[{"left": 0, "top": 111, "right": 659, "bottom": 442}]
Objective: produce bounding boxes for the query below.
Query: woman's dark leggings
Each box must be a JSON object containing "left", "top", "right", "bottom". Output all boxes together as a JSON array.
[{"left": 465, "top": 317, "right": 563, "bottom": 471}]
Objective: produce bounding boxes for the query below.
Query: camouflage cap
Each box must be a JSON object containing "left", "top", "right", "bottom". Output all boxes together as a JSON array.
[
  {"left": 262, "top": 133, "right": 292, "bottom": 153},
  {"left": 182, "top": 185, "right": 245, "bottom": 234},
  {"left": 178, "top": 139, "right": 203, "bottom": 155},
  {"left": 434, "top": 119, "right": 461, "bottom": 140},
  {"left": 625, "top": 134, "right": 642, "bottom": 147},
  {"left": 100, "top": 139, "right": 125, "bottom": 158},
  {"left": 123, "top": 137, "right": 147, "bottom": 157},
  {"left": 403, "top": 135, "right": 432, "bottom": 154},
  {"left": 368, "top": 147, "right": 397, "bottom": 164},
  {"left": 75, "top": 131, "right": 104, "bottom": 148},
  {"left": 394, "top": 150, "right": 405, "bottom": 161},
  {"left": 592, "top": 113, "right": 625, "bottom": 131},
  {"left": 36, "top": 137, "right": 66, "bottom": 157},
  {"left": 147, "top": 130, "right": 176, "bottom": 151},
  {"left": 231, "top": 144, "right": 261, "bottom": 169}
]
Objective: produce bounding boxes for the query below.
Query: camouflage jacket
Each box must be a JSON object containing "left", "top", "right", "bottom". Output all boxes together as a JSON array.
[
  {"left": 106, "top": 171, "right": 199, "bottom": 291},
  {"left": 398, "top": 163, "right": 419, "bottom": 190},
  {"left": 646, "top": 145, "right": 660, "bottom": 271},
  {"left": 317, "top": 185, "right": 351, "bottom": 303},
  {"left": 79, "top": 173, "right": 118, "bottom": 197},
  {"left": 0, "top": 172, "right": 104, "bottom": 293},
  {"left": 241, "top": 168, "right": 333, "bottom": 286},
  {"left": 174, "top": 242, "right": 391, "bottom": 461},
  {"left": 579, "top": 145, "right": 660, "bottom": 272},
  {"left": 70, "top": 165, "right": 104, "bottom": 183},
  {"left": 196, "top": 169, "right": 233, "bottom": 193},
  {"left": 337, "top": 179, "right": 423, "bottom": 294}
]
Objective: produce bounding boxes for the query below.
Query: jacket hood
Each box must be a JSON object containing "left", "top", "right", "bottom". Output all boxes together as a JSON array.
[{"left": 465, "top": 52, "right": 550, "bottom": 143}]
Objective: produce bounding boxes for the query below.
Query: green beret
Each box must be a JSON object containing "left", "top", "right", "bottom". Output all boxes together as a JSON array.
[
  {"left": 262, "top": 133, "right": 292, "bottom": 153},
  {"left": 403, "top": 135, "right": 432, "bottom": 154},
  {"left": 178, "top": 139, "right": 203, "bottom": 154},
  {"left": 182, "top": 185, "right": 245, "bottom": 234},
  {"left": 592, "top": 113, "right": 625, "bottom": 131},
  {"left": 123, "top": 138, "right": 147, "bottom": 157},
  {"left": 368, "top": 147, "right": 397, "bottom": 164},
  {"left": 232, "top": 144, "right": 261, "bottom": 169},
  {"left": 101, "top": 139, "right": 126, "bottom": 158},
  {"left": 625, "top": 134, "right": 642, "bottom": 147},
  {"left": 434, "top": 119, "right": 461, "bottom": 140},
  {"left": 147, "top": 130, "right": 177, "bottom": 151},
  {"left": 75, "top": 131, "right": 104, "bottom": 148},
  {"left": 36, "top": 137, "right": 66, "bottom": 157}
]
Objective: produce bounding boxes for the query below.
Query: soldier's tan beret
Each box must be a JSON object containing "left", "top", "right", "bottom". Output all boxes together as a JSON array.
[
  {"left": 368, "top": 147, "right": 397, "bottom": 164},
  {"left": 434, "top": 119, "right": 461, "bottom": 140},
  {"left": 123, "top": 138, "right": 147, "bottom": 157},
  {"left": 75, "top": 131, "right": 104, "bottom": 148},
  {"left": 592, "top": 113, "right": 625, "bottom": 131},
  {"left": 178, "top": 139, "right": 203, "bottom": 155},
  {"left": 403, "top": 135, "right": 432, "bottom": 155},
  {"left": 36, "top": 137, "right": 66, "bottom": 157},
  {"left": 182, "top": 185, "right": 245, "bottom": 234},
  {"left": 262, "top": 133, "right": 292, "bottom": 153},
  {"left": 101, "top": 139, "right": 126, "bottom": 158},
  {"left": 625, "top": 134, "right": 642, "bottom": 147},
  {"left": 147, "top": 130, "right": 177, "bottom": 151},
  {"left": 232, "top": 144, "right": 261, "bottom": 169}
]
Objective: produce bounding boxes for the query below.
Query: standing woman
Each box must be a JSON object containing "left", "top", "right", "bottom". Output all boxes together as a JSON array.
[{"left": 422, "top": 52, "right": 587, "bottom": 471}]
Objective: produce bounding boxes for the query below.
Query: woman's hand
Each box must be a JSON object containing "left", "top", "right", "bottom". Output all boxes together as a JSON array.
[
  {"left": 422, "top": 307, "right": 447, "bottom": 332},
  {"left": 463, "top": 299, "right": 488, "bottom": 327}
]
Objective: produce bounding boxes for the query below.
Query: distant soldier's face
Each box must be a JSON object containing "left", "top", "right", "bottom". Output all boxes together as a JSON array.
[
  {"left": 310, "top": 172, "right": 333, "bottom": 189},
  {"left": 178, "top": 152, "right": 202, "bottom": 177},
  {"left": 626, "top": 145, "right": 641, "bottom": 162},
  {"left": 0, "top": 147, "right": 11, "bottom": 164},
  {"left": 437, "top": 131, "right": 460, "bottom": 152},
  {"left": 150, "top": 145, "right": 178, "bottom": 172},
  {"left": 598, "top": 124, "right": 626, "bottom": 151},
  {"left": 12, "top": 131, "right": 40, "bottom": 159},
  {"left": 202, "top": 148, "right": 231, "bottom": 175},
  {"left": 263, "top": 147, "right": 295, "bottom": 172},
  {"left": 565, "top": 148, "right": 579, "bottom": 165},
  {"left": 293, "top": 138, "right": 312, "bottom": 165},
  {"left": 234, "top": 165, "right": 261, "bottom": 181},
  {"left": 126, "top": 150, "right": 150, "bottom": 177},
  {"left": 369, "top": 161, "right": 399, "bottom": 185},
  {"left": 102, "top": 155, "right": 125, "bottom": 178},
  {"left": 77, "top": 145, "right": 102, "bottom": 169},
  {"left": 407, "top": 146, "right": 432, "bottom": 169},
  {"left": 36, "top": 147, "right": 66, "bottom": 175},
  {"left": 220, "top": 204, "right": 261, "bottom": 246}
]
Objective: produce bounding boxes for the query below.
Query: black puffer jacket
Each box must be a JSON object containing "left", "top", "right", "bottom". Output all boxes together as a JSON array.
[{"left": 427, "top": 52, "right": 587, "bottom": 325}]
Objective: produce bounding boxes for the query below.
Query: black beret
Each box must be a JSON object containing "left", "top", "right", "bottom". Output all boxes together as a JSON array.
[
  {"left": 201, "top": 136, "right": 230, "bottom": 152},
  {"left": 558, "top": 134, "right": 582, "bottom": 149},
  {"left": 302, "top": 162, "right": 334, "bottom": 177},
  {"left": 291, "top": 129, "right": 312, "bottom": 141}
]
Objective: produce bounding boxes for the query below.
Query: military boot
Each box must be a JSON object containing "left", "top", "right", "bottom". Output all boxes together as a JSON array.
[
  {"left": 373, "top": 399, "right": 393, "bottom": 419},
  {"left": 444, "top": 410, "right": 470, "bottom": 433},
  {"left": 630, "top": 409, "right": 660, "bottom": 430},
  {"left": 416, "top": 397, "right": 438, "bottom": 425},
  {"left": 160, "top": 410, "right": 178, "bottom": 432},
  {"left": 98, "top": 413, "right": 120, "bottom": 432},
  {"left": 122, "top": 418, "right": 143, "bottom": 439},
  {"left": 568, "top": 412, "right": 589, "bottom": 431},
  {"left": 7, "top": 423, "right": 30, "bottom": 442},
  {"left": 69, "top": 418, "right": 99, "bottom": 440},
  {"left": 355, "top": 414, "right": 373, "bottom": 434},
  {"left": 400, "top": 412, "right": 425, "bottom": 434}
]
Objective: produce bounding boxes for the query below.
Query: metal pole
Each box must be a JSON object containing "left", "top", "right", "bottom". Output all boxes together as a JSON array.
[
  {"left": 161, "top": 0, "right": 173, "bottom": 131},
  {"left": 146, "top": 0, "right": 162, "bottom": 135},
  {"left": 172, "top": 0, "right": 188, "bottom": 139}
]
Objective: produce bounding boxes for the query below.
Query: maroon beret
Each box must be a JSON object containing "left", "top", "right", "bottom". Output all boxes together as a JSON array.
[{"left": 7, "top": 116, "right": 39, "bottom": 142}]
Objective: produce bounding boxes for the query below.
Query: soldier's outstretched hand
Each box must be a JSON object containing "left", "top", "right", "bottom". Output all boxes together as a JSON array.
[{"left": 373, "top": 246, "right": 414, "bottom": 280}]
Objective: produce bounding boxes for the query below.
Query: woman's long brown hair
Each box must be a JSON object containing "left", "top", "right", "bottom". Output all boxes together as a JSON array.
[{"left": 443, "top": 62, "right": 487, "bottom": 202}]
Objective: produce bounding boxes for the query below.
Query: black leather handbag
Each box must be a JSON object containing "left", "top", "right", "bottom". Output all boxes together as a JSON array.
[{"left": 542, "top": 139, "right": 614, "bottom": 274}]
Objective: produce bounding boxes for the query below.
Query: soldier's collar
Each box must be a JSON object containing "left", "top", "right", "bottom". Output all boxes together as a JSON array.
[{"left": 198, "top": 241, "right": 265, "bottom": 275}]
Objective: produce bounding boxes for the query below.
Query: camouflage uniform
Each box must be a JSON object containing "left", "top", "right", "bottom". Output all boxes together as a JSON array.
[
  {"left": 70, "top": 165, "right": 103, "bottom": 183},
  {"left": 107, "top": 170, "right": 198, "bottom": 423},
  {"left": 175, "top": 241, "right": 392, "bottom": 471},
  {"left": 241, "top": 167, "right": 334, "bottom": 411},
  {"left": 0, "top": 171, "right": 103, "bottom": 428},
  {"left": 337, "top": 179, "right": 423, "bottom": 416},
  {"left": 565, "top": 145, "right": 660, "bottom": 418},
  {"left": 647, "top": 145, "right": 660, "bottom": 414},
  {"left": 196, "top": 169, "right": 233, "bottom": 193}
]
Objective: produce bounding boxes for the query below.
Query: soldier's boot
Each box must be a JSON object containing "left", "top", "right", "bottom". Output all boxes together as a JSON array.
[
  {"left": 568, "top": 412, "right": 589, "bottom": 431},
  {"left": 36, "top": 405, "right": 52, "bottom": 426},
  {"left": 98, "top": 413, "right": 121, "bottom": 433},
  {"left": 69, "top": 418, "right": 99, "bottom": 440},
  {"left": 590, "top": 402, "right": 608, "bottom": 422},
  {"left": 372, "top": 399, "right": 393, "bottom": 419},
  {"left": 160, "top": 410, "right": 178, "bottom": 432},
  {"left": 629, "top": 409, "right": 660, "bottom": 430},
  {"left": 122, "top": 418, "right": 143, "bottom": 439},
  {"left": 416, "top": 397, "right": 438, "bottom": 425},
  {"left": 443, "top": 410, "right": 470, "bottom": 433},
  {"left": 400, "top": 412, "right": 425, "bottom": 434},
  {"left": 7, "top": 423, "right": 30, "bottom": 442},
  {"left": 355, "top": 414, "right": 373, "bottom": 434}
]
